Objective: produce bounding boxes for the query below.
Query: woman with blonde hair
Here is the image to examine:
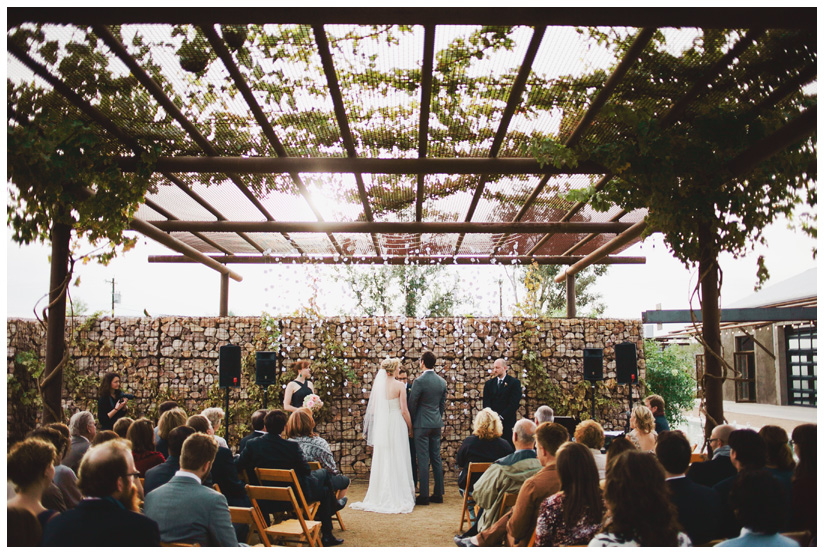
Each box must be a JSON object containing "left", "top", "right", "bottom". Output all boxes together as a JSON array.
[
  {"left": 456, "top": 408, "right": 514, "bottom": 494},
  {"left": 627, "top": 405, "right": 657, "bottom": 452},
  {"left": 156, "top": 407, "right": 187, "bottom": 459},
  {"left": 350, "top": 358, "right": 415, "bottom": 513},
  {"left": 286, "top": 408, "right": 350, "bottom": 499},
  {"left": 284, "top": 359, "right": 317, "bottom": 413}
]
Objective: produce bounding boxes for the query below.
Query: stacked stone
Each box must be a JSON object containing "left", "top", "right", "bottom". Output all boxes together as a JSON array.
[{"left": 7, "top": 316, "right": 644, "bottom": 478}]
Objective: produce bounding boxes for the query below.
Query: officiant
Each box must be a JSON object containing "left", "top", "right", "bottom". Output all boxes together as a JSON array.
[{"left": 482, "top": 359, "right": 522, "bottom": 448}]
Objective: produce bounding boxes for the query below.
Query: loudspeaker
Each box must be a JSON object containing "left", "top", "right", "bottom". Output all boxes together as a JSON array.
[
  {"left": 255, "top": 351, "right": 278, "bottom": 386},
  {"left": 583, "top": 348, "right": 604, "bottom": 381},
  {"left": 616, "top": 342, "right": 638, "bottom": 384},
  {"left": 219, "top": 344, "right": 242, "bottom": 388}
]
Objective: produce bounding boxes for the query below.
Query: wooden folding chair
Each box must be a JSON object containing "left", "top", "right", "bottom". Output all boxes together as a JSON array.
[
  {"left": 255, "top": 467, "right": 320, "bottom": 522},
  {"left": 306, "top": 460, "right": 346, "bottom": 531},
  {"left": 500, "top": 492, "right": 518, "bottom": 515},
  {"left": 690, "top": 453, "right": 705, "bottom": 463},
  {"left": 458, "top": 462, "right": 492, "bottom": 532},
  {"left": 527, "top": 528, "right": 537, "bottom": 547},
  {"left": 160, "top": 542, "right": 201, "bottom": 547},
  {"left": 212, "top": 483, "right": 222, "bottom": 494},
  {"left": 246, "top": 485, "right": 322, "bottom": 547},
  {"left": 782, "top": 530, "right": 812, "bottom": 546},
  {"left": 229, "top": 506, "right": 271, "bottom": 547}
]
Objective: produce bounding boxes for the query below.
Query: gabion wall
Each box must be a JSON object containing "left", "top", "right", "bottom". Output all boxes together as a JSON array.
[{"left": 7, "top": 316, "right": 644, "bottom": 478}]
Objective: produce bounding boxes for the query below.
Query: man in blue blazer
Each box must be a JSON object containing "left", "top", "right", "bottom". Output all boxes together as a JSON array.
[
  {"left": 144, "top": 433, "right": 240, "bottom": 547},
  {"left": 144, "top": 425, "right": 195, "bottom": 494}
]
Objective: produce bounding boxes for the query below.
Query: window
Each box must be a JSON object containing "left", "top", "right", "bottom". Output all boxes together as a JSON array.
[{"left": 785, "top": 326, "right": 817, "bottom": 407}]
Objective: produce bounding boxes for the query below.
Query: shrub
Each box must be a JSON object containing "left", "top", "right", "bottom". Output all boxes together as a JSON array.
[{"left": 642, "top": 340, "right": 698, "bottom": 426}]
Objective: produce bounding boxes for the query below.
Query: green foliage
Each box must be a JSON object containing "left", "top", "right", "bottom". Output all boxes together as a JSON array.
[
  {"left": 532, "top": 29, "right": 817, "bottom": 287},
  {"left": 511, "top": 262, "right": 607, "bottom": 318},
  {"left": 10, "top": 350, "right": 45, "bottom": 412},
  {"left": 642, "top": 340, "right": 698, "bottom": 426}
]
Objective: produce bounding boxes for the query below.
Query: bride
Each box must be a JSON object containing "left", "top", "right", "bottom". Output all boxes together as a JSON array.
[{"left": 350, "top": 358, "right": 416, "bottom": 514}]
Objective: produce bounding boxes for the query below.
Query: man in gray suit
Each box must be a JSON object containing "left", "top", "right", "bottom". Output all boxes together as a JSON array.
[
  {"left": 63, "top": 411, "right": 96, "bottom": 473},
  {"left": 408, "top": 350, "right": 447, "bottom": 505},
  {"left": 144, "top": 433, "right": 240, "bottom": 547}
]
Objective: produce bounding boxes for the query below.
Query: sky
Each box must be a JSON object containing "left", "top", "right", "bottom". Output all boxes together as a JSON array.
[{"left": 5, "top": 211, "right": 817, "bottom": 336}]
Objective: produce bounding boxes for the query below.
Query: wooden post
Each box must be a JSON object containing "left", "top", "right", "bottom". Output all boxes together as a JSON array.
[
  {"left": 566, "top": 273, "right": 576, "bottom": 318},
  {"left": 220, "top": 272, "right": 229, "bottom": 317},
  {"left": 699, "top": 226, "right": 724, "bottom": 436},
  {"left": 42, "top": 221, "right": 71, "bottom": 424}
]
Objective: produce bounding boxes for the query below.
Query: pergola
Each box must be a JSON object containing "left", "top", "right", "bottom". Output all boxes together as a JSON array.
[{"left": 7, "top": 8, "right": 816, "bottom": 424}]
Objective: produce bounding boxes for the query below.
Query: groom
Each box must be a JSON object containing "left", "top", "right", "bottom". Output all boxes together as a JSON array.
[{"left": 408, "top": 350, "right": 447, "bottom": 505}]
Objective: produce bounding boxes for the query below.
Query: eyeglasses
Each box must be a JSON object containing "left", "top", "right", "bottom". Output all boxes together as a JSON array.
[
  {"left": 708, "top": 438, "right": 721, "bottom": 445},
  {"left": 124, "top": 471, "right": 140, "bottom": 479}
]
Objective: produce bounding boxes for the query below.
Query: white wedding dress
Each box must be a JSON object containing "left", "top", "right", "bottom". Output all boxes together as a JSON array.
[{"left": 350, "top": 371, "right": 416, "bottom": 514}]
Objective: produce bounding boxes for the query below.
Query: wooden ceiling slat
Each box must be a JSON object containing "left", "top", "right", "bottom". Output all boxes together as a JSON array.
[{"left": 148, "top": 254, "right": 647, "bottom": 266}]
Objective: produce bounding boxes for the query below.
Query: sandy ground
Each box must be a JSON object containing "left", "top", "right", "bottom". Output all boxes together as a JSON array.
[{"left": 326, "top": 479, "right": 465, "bottom": 548}]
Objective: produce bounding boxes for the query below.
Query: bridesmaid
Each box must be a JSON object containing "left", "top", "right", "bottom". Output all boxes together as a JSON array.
[{"left": 283, "top": 359, "right": 315, "bottom": 413}]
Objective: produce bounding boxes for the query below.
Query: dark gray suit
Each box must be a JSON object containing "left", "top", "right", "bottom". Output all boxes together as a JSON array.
[
  {"left": 409, "top": 368, "right": 447, "bottom": 498},
  {"left": 62, "top": 435, "right": 91, "bottom": 473}
]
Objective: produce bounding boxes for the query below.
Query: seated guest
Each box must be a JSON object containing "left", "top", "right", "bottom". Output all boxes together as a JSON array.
[
  {"left": 760, "top": 424, "right": 795, "bottom": 488},
  {"left": 644, "top": 393, "right": 670, "bottom": 433},
  {"left": 27, "top": 427, "right": 82, "bottom": 509},
  {"left": 8, "top": 438, "right": 61, "bottom": 529},
  {"left": 456, "top": 422, "right": 568, "bottom": 547},
  {"left": 455, "top": 408, "right": 513, "bottom": 495},
  {"left": 156, "top": 407, "right": 187, "bottom": 459},
  {"left": 236, "top": 409, "right": 343, "bottom": 547},
  {"left": 239, "top": 409, "right": 268, "bottom": 454},
  {"left": 716, "top": 469, "right": 798, "bottom": 547},
  {"left": 186, "top": 415, "right": 249, "bottom": 508},
  {"left": 534, "top": 405, "right": 554, "bottom": 424},
  {"left": 714, "top": 428, "right": 769, "bottom": 539},
  {"left": 202, "top": 407, "right": 230, "bottom": 449},
  {"left": 63, "top": 411, "right": 96, "bottom": 473},
  {"left": 7, "top": 506, "right": 42, "bottom": 546},
  {"left": 154, "top": 400, "right": 179, "bottom": 445},
  {"left": 91, "top": 430, "right": 120, "bottom": 446},
  {"left": 42, "top": 439, "right": 160, "bottom": 546},
  {"left": 144, "top": 425, "right": 196, "bottom": 494},
  {"left": 627, "top": 405, "right": 657, "bottom": 452},
  {"left": 535, "top": 442, "right": 604, "bottom": 546},
  {"left": 589, "top": 450, "right": 691, "bottom": 546},
  {"left": 686, "top": 424, "right": 736, "bottom": 488},
  {"left": 574, "top": 419, "right": 607, "bottom": 479},
  {"left": 655, "top": 430, "right": 722, "bottom": 545},
  {"left": 790, "top": 423, "right": 816, "bottom": 541},
  {"left": 144, "top": 433, "right": 240, "bottom": 546},
  {"left": 601, "top": 435, "right": 635, "bottom": 488},
  {"left": 127, "top": 418, "right": 166, "bottom": 477},
  {"left": 113, "top": 416, "right": 134, "bottom": 439},
  {"left": 286, "top": 408, "right": 350, "bottom": 499},
  {"left": 469, "top": 419, "right": 541, "bottom": 534}
]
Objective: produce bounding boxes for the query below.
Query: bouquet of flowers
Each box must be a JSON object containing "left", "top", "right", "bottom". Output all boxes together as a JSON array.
[{"left": 303, "top": 394, "right": 323, "bottom": 411}]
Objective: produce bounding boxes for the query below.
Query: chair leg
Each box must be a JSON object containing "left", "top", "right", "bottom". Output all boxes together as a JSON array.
[
  {"left": 459, "top": 497, "right": 469, "bottom": 532},
  {"left": 335, "top": 510, "right": 346, "bottom": 531}
]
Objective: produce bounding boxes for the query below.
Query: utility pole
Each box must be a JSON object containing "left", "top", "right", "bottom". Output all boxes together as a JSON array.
[
  {"left": 498, "top": 278, "right": 503, "bottom": 316},
  {"left": 106, "top": 278, "right": 118, "bottom": 317}
]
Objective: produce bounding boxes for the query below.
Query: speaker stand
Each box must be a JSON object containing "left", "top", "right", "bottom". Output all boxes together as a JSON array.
[
  {"left": 625, "top": 382, "right": 634, "bottom": 434},
  {"left": 224, "top": 386, "right": 230, "bottom": 439},
  {"left": 589, "top": 379, "right": 598, "bottom": 420}
]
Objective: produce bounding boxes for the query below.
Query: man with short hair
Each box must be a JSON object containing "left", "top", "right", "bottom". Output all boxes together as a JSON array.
[
  {"left": 456, "top": 422, "right": 569, "bottom": 547},
  {"left": 238, "top": 408, "right": 268, "bottom": 454},
  {"left": 409, "top": 350, "right": 447, "bottom": 505},
  {"left": 186, "top": 415, "right": 249, "bottom": 509},
  {"left": 644, "top": 394, "right": 670, "bottom": 433},
  {"left": 533, "top": 405, "right": 554, "bottom": 425},
  {"left": 482, "top": 358, "right": 522, "bottom": 448},
  {"left": 469, "top": 419, "right": 541, "bottom": 534},
  {"left": 236, "top": 409, "right": 343, "bottom": 546},
  {"left": 63, "top": 411, "right": 96, "bottom": 473},
  {"left": 686, "top": 424, "right": 736, "bottom": 488},
  {"left": 144, "top": 433, "right": 239, "bottom": 546},
  {"left": 714, "top": 428, "right": 770, "bottom": 539},
  {"left": 656, "top": 430, "right": 722, "bottom": 546},
  {"left": 144, "top": 425, "right": 196, "bottom": 494},
  {"left": 42, "top": 440, "right": 160, "bottom": 546}
]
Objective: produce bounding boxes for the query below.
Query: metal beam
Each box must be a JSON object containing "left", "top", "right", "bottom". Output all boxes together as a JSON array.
[
  {"left": 642, "top": 308, "right": 817, "bottom": 324},
  {"left": 9, "top": 7, "right": 816, "bottom": 29},
  {"left": 220, "top": 273, "right": 229, "bottom": 317},
  {"left": 149, "top": 254, "right": 647, "bottom": 266},
  {"left": 455, "top": 26, "right": 546, "bottom": 255},
  {"left": 416, "top": 24, "right": 436, "bottom": 223},
  {"left": 313, "top": 23, "right": 381, "bottom": 256},
  {"left": 492, "top": 27, "right": 654, "bottom": 254},
  {"left": 566, "top": 273, "right": 576, "bottom": 318},
  {"left": 121, "top": 156, "right": 602, "bottom": 175},
  {"left": 563, "top": 210, "right": 629, "bottom": 255},
  {"left": 145, "top": 220, "right": 635, "bottom": 234},
  {"left": 201, "top": 24, "right": 344, "bottom": 256},
  {"left": 554, "top": 220, "right": 647, "bottom": 282},
  {"left": 143, "top": 199, "right": 233, "bottom": 256}
]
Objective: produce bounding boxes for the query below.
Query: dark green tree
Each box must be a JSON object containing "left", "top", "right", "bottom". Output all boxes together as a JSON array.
[{"left": 510, "top": 263, "right": 607, "bottom": 317}]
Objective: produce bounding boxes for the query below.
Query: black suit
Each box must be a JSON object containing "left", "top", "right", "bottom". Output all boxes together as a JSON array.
[
  {"left": 686, "top": 454, "right": 736, "bottom": 488},
  {"left": 482, "top": 375, "right": 522, "bottom": 445},
  {"left": 144, "top": 455, "right": 180, "bottom": 495},
  {"left": 235, "top": 433, "right": 335, "bottom": 536},
  {"left": 42, "top": 498, "right": 160, "bottom": 546},
  {"left": 238, "top": 430, "right": 265, "bottom": 455},
  {"left": 666, "top": 476, "right": 723, "bottom": 546},
  {"left": 209, "top": 446, "right": 250, "bottom": 507}
]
